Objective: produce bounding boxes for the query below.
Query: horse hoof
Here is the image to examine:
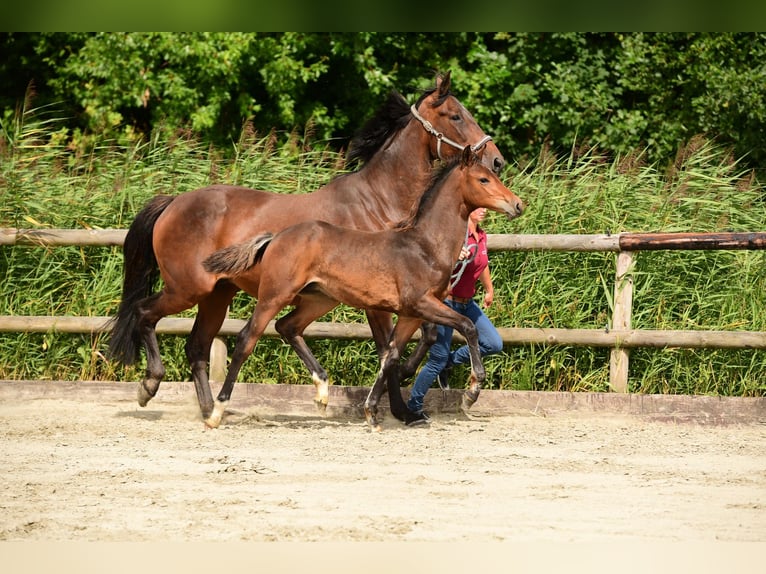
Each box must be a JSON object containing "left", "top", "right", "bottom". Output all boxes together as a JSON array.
[
  {"left": 314, "top": 399, "right": 328, "bottom": 414},
  {"left": 204, "top": 400, "right": 227, "bottom": 429},
  {"left": 136, "top": 382, "right": 154, "bottom": 407}
]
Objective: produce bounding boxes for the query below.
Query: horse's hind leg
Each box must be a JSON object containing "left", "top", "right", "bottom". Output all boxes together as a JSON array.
[
  {"left": 133, "top": 294, "right": 167, "bottom": 406},
  {"left": 134, "top": 290, "right": 190, "bottom": 407},
  {"left": 275, "top": 295, "right": 339, "bottom": 412},
  {"left": 186, "top": 282, "right": 238, "bottom": 419},
  {"left": 137, "top": 314, "right": 164, "bottom": 407}
]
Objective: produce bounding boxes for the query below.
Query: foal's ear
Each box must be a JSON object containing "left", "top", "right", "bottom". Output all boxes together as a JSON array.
[
  {"left": 436, "top": 70, "right": 452, "bottom": 98},
  {"left": 461, "top": 145, "right": 478, "bottom": 168}
]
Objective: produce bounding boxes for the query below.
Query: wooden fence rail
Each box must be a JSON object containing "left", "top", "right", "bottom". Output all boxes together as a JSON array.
[{"left": 3, "top": 227, "right": 766, "bottom": 392}]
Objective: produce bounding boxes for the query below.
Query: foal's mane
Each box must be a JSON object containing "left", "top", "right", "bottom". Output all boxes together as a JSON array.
[
  {"left": 346, "top": 81, "right": 451, "bottom": 168},
  {"left": 393, "top": 155, "right": 461, "bottom": 231}
]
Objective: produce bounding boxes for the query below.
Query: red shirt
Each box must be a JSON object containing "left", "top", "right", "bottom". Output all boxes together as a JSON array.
[{"left": 450, "top": 227, "right": 488, "bottom": 299}]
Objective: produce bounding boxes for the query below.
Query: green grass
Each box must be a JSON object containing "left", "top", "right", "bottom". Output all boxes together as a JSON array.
[{"left": 2, "top": 110, "right": 765, "bottom": 396}]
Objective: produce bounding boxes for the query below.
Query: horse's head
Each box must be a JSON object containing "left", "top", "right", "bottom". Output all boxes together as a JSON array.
[
  {"left": 458, "top": 146, "right": 523, "bottom": 221},
  {"left": 411, "top": 71, "right": 506, "bottom": 175}
]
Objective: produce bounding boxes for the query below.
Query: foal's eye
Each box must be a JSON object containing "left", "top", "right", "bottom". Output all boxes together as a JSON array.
[{"left": 479, "top": 177, "right": 490, "bottom": 184}]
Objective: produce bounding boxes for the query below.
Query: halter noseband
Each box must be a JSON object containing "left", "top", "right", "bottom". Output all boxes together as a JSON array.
[{"left": 410, "top": 104, "right": 493, "bottom": 161}]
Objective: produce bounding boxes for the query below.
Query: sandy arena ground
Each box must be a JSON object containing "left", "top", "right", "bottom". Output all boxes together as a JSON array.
[{"left": 1, "top": 380, "right": 764, "bottom": 548}]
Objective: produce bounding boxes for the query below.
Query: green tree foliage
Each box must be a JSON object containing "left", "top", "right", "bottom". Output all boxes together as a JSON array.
[{"left": 1, "top": 32, "right": 765, "bottom": 170}]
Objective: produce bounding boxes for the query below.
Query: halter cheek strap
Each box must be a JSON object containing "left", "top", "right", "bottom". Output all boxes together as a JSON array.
[{"left": 410, "top": 104, "right": 493, "bottom": 160}]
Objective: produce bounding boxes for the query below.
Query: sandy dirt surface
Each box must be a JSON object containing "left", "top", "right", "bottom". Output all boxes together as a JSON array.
[{"left": 1, "top": 382, "right": 764, "bottom": 545}]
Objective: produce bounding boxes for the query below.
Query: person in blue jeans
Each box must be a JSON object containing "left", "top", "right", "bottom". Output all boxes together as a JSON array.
[{"left": 406, "top": 207, "right": 503, "bottom": 423}]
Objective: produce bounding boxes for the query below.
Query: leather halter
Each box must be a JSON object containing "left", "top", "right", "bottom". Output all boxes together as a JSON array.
[{"left": 410, "top": 104, "right": 493, "bottom": 161}]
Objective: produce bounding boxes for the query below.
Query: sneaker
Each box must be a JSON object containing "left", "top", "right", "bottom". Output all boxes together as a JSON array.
[
  {"left": 437, "top": 365, "right": 453, "bottom": 390},
  {"left": 406, "top": 410, "right": 431, "bottom": 426}
]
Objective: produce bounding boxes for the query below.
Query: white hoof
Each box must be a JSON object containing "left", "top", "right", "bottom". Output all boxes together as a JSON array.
[
  {"left": 204, "top": 400, "right": 228, "bottom": 429},
  {"left": 312, "top": 373, "right": 330, "bottom": 410}
]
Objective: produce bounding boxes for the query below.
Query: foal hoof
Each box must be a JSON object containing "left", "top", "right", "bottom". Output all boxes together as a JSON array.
[
  {"left": 314, "top": 398, "right": 328, "bottom": 414},
  {"left": 364, "top": 408, "right": 382, "bottom": 432},
  {"left": 461, "top": 390, "right": 479, "bottom": 412}
]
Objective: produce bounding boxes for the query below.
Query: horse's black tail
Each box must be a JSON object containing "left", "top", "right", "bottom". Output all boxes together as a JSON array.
[
  {"left": 202, "top": 233, "right": 274, "bottom": 276},
  {"left": 107, "top": 195, "right": 175, "bottom": 365}
]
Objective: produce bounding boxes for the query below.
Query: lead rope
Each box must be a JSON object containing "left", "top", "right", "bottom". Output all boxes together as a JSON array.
[{"left": 448, "top": 227, "right": 478, "bottom": 290}]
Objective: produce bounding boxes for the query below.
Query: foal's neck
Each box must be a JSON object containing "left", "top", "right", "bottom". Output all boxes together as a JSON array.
[{"left": 411, "top": 177, "right": 471, "bottom": 262}]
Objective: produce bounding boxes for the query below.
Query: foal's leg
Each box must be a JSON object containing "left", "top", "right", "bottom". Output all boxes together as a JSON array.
[
  {"left": 204, "top": 299, "right": 282, "bottom": 429},
  {"left": 274, "top": 294, "right": 340, "bottom": 412},
  {"left": 186, "top": 282, "right": 239, "bottom": 419},
  {"left": 364, "top": 316, "right": 424, "bottom": 428},
  {"left": 364, "top": 342, "right": 401, "bottom": 431},
  {"left": 399, "top": 322, "right": 439, "bottom": 382},
  {"left": 368, "top": 311, "right": 436, "bottom": 387},
  {"left": 413, "top": 298, "right": 486, "bottom": 412}
]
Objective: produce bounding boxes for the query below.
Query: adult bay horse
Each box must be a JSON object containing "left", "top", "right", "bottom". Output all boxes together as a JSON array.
[
  {"left": 108, "top": 72, "right": 506, "bottom": 420},
  {"left": 202, "top": 146, "right": 524, "bottom": 429}
]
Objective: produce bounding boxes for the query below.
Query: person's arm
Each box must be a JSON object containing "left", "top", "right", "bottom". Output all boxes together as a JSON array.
[{"left": 478, "top": 265, "right": 494, "bottom": 308}]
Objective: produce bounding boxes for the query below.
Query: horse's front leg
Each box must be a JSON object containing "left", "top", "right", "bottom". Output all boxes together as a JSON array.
[
  {"left": 457, "top": 320, "right": 485, "bottom": 412},
  {"left": 364, "top": 344, "right": 400, "bottom": 431}
]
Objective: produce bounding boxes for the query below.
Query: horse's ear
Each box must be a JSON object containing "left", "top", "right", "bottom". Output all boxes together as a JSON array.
[
  {"left": 461, "top": 145, "right": 476, "bottom": 168},
  {"left": 437, "top": 70, "right": 452, "bottom": 98}
]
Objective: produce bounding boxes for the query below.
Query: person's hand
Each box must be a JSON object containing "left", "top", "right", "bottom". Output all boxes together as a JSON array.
[
  {"left": 483, "top": 290, "right": 494, "bottom": 308},
  {"left": 458, "top": 246, "right": 471, "bottom": 261}
]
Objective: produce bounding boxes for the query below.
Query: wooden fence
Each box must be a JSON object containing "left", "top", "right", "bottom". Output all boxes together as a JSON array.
[{"left": 3, "top": 227, "right": 766, "bottom": 392}]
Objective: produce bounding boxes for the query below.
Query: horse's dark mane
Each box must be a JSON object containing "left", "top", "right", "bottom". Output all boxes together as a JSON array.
[
  {"left": 346, "top": 83, "right": 448, "bottom": 169},
  {"left": 393, "top": 155, "right": 461, "bottom": 231}
]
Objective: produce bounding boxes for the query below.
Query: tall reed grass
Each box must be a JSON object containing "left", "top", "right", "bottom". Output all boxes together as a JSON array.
[{"left": 2, "top": 108, "right": 764, "bottom": 396}]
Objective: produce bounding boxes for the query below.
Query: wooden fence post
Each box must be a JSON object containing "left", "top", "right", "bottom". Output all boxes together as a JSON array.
[
  {"left": 209, "top": 338, "right": 228, "bottom": 383},
  {"left": 209, "top": 307, "right": 230, "bottom": 383},
  {"left": 609, "top": 251, "right": 634, "bottom": 392}
]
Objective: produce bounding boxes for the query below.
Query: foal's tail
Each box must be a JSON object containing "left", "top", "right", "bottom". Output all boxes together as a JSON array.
[
  {"left": 203, "top": 233, "right": 274, "bottom": 276},
  {"left": 107, "top": 195, "right": 175, "bottom": 365}
]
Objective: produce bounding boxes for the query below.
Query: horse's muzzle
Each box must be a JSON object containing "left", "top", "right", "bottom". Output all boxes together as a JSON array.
[{"left": 504, "top": 198, "right": 524, "bottom": 220}]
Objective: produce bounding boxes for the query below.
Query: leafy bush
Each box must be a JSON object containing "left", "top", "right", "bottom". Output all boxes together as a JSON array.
[{"left": 2, "top": 33, "right": 766, "bottom": 171}]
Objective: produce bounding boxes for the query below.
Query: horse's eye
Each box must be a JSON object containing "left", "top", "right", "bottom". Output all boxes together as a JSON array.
[
  {"left": 480, "top": 177, "right": 490, "bottom": 184},
  {"left": 451, "top": 114, "right": 461, "bottom": 121}
]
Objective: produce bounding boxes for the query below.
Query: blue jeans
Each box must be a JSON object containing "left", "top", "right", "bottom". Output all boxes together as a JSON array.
[{"left": 406, "top": 298, "right": 503, "bottom": 414}]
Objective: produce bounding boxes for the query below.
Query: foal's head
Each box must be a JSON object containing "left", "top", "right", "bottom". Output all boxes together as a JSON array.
[
  {"left": 400, "top": 147, "right": 523, "bottom": 229},
  {"left": 455, "top": 146, "right": 524, "bottom": 220}
]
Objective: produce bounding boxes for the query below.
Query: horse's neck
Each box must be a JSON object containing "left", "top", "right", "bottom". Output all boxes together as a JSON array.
[
  {"left": 311, "top": 120, "right": 434, "bottom": 228},
  {"left": 359, "top": 123, "right": 435, "bottom": 209}
]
